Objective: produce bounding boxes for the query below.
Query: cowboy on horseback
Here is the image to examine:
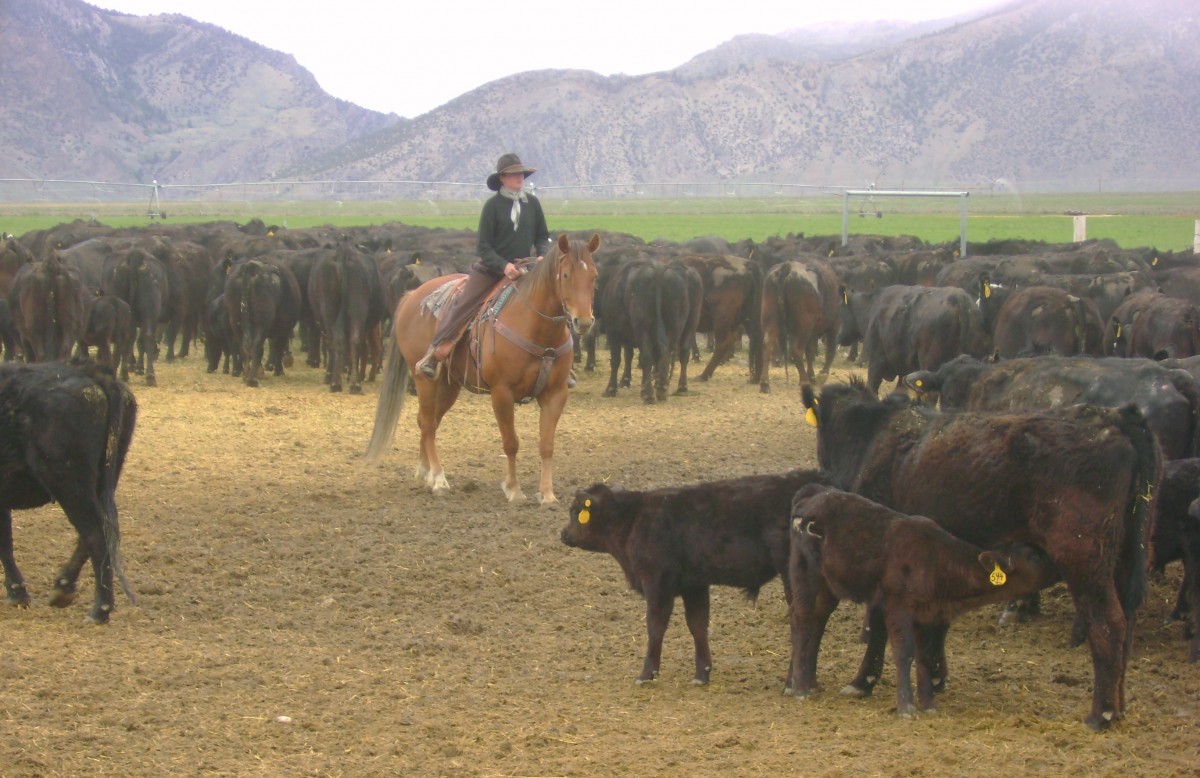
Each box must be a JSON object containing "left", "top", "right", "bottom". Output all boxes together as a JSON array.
[{"left": 415, "top": 153, "right": 550, "bottom": 380}]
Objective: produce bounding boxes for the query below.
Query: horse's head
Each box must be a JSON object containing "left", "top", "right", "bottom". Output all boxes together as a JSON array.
[{"left": 552, "top": 232, "right": 600, "bottom": 336}]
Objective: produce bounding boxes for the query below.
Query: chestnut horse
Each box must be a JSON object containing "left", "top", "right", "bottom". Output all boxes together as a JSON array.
[{"left": 365, "top": 233, "right": 600, "bottom": 504}]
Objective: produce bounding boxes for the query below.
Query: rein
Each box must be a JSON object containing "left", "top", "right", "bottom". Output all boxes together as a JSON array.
[{"left": 463, "top": 255, "right": 578, "bottom": 402}]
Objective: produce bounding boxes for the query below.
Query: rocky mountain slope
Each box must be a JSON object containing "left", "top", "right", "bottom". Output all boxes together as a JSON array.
[{"left": 3, "top": 0, "right": 1197, "bottom": 191}]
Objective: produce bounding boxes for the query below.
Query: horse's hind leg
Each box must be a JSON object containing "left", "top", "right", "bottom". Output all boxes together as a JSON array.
[{"left": 416, "top": 381, "right": 457, "bottom": 494}]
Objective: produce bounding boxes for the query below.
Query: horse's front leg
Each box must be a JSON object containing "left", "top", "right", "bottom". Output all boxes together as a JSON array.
[
  {"left": 491, "top": 390, "right": 525, "bottom": 502},
  {"left": 535, "top": 384, "right": 570, "bottom": 505}
]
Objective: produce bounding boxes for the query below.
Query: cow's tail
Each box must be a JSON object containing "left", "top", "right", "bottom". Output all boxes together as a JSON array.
[
  {"left": 744, "top": 264, "right": 766, "bottom": 378},
  {"left": 364, "top": 329, "right": 409, "bottom": 462},
  {"left": 652, "top": 266, "right": 669, "bottom": 369},
  {"left": 1116, "top": 402, "right": 1161, "bottom": 615},
  {"left": 776, "top": 264, "right": 791, "bottom": 382},
  {"left": 96, "top": 364, "right": 136, "bottom": 605},
  {"left": 334, "top": 261, "right": 350, "bottom": 378}
]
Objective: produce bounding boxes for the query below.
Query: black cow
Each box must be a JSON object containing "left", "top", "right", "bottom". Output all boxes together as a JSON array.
[
  {"left": 787, "top": 485, "right": 1059, "bottom": 716},
  {"left": 1126, "top": 295, "right": 1200, "bottom": 360},
  {"left": 600, "top": 258, "right": 701, "bottom": 403},
  {"left": 904, "top": 354, "right": 1200, "bottom": 461},
  {"left": 1152, "top": 458, "right": 1200, "bottom": 661},
  {"left": 308, "top": 238, "right": 386, "bottom": 394},
  {"left": 560, "top": 468, "right": 832, "bottom": 685},
  {"left": 800, "top": 378, "right": 1161, "bottom": 730},
  {"left": 203, "top": 294, "right": 232, "bottom": 374},
  {"left": 223, "top": 258, "right": 302, "bottom": 387},
  {"left": 77, "top": 293, "right": 134, "bottom": 374},
  {"left": 0, "top": 359, "right": 137, "bottom": 623},
  {"left": 839, "top": 284, "right": 987, "bottom": 394},
  {"left": 757, "top": 259, "right": 840, "bottom": 392},
  {"left": 990, "top": 285, "right": 1104, "bottom": 358},
  {"left": 101, "top": 247, "right": 170, "bottom": 386}
]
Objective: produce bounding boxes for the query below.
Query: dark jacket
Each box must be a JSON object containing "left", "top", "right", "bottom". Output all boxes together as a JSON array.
[{"left": 476, "top": 192, "right": 550, "bottom": 274}]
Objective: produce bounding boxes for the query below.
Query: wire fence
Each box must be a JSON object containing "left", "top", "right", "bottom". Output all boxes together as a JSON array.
[{"left": 4, "top": 176, "right": 1158, "bottom": 208}]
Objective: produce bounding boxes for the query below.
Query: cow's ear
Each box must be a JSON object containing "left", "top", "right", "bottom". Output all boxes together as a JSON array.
[
  {"left": 800, "top": 386, "right": 819, "bottom": 426},
  {"left": 977, "top": 552, "right": 1008, "bottom": 586}
]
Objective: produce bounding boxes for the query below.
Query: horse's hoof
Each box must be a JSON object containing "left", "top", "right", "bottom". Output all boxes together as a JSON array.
[
  {"left": 85, "top": 603, "right": 112, "bottom": 624},
  {"left": 536, "top": 492, "right": 558, "bottom": 506},
  {"left": 502, "top": 482, "right": 527, "bottom": 502},
  {"left": 48, "top": 585, "right": 78, "bottom": 608}
]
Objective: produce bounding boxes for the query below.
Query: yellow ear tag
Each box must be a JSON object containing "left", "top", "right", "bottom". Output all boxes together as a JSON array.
[
  {"left": 805, "top": 407, "right": 818, "bottom": 427},
  {"left": 983, "top": 283, "right": 992, "bottom": 299},
  {"left": 1115, "top": 323, "right": 1122, "bottom": 338},
  {"left": 989, "top": 562, "right": 1007, "bottom": 586},
  {"left": 578, "top": 498, "right": 592, "bottom": 524},
  {"left": 842, "top": 289, "right": 849, "bottom": 305}
]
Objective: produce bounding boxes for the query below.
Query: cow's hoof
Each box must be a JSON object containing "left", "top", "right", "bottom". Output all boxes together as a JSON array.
[
  {"left": 7, "top": 585, "right": 30, "bottom": 608},
  {"left": 635, "top": 676, "right": 657, "bottom": 686},
  {"left": 760, "top": 383, "right": 770, "bottom": 394},
  {"left": 840, "top": 684, "right": 871, "bottom": 698},
  {"left": 349, "top": 385, "right": 363, "bottom": 395},
  {"left": 329, "top": 384, "right": 342, "bottom": 393},
  {"left": 145, "top": 376, "right": 157, "bottom": 387},
  {"left": 1085, "top": 711, "right": 1116, "bottom": 732},
  {"left": 784, "top": 686, "right": 814, "bottom": 699}
]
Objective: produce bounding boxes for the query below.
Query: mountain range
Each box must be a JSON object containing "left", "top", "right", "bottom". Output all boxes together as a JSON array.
[{"left": 3, "top": 0, "right": 1197, "bottom": 192}]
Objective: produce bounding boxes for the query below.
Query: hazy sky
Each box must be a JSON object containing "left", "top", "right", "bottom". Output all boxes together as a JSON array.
[{"left": 96, "top": 0, "right": 1004, "bottom": 118}]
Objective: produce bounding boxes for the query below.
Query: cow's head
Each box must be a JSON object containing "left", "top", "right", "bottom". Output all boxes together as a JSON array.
[
  {"left": 978, "top": 544, "right": 1059, "bottom": 597},
  {"left": 560, "top": 483, "right": 623, "bottom": 551}
]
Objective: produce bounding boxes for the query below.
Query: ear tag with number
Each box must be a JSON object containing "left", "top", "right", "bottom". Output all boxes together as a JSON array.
[
  {"left": 989, "top": 562, "right": 1007, "bottom": 586},
  {"left": 578, "top": 498, "right": 592, "bottom": 524}
]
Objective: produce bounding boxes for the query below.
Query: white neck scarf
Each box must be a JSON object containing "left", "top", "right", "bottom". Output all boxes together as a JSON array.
[{"left": 498, "top": 187, "right": 527, "bottom": 229}]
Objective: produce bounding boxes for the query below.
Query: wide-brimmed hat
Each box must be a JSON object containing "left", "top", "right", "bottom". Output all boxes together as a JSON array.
[{"left": 486, "top": 153, "right": 537, "bottom": 191}]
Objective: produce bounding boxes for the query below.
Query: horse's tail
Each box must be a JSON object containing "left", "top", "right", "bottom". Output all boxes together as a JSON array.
[{"left": 364, "top": 329, "right": 409, "bottom": 462}]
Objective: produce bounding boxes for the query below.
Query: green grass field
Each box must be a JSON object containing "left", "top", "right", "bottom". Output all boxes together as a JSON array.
[{"left": 2, "top": 192, "right": 1196, "bottom": 250}]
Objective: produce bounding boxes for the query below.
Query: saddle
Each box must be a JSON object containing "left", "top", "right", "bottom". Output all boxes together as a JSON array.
[{"left": 419, "top": 268, "right": 570, "bottom": 402}]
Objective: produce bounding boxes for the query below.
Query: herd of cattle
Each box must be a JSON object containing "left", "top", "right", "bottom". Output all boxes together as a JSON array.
[{"left": 3, "top": 216, "right": 1200, "bottom": 731}]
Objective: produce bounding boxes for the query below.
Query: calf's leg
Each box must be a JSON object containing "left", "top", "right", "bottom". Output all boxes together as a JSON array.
[
  {"left": 639, "top": 588, "right": 674, "bottom": 684},
  {"left": 0, "top": 509, "right": 30, "bottom": 607},
  {"left": 681, "top": 586, "right": 712, "bottom": 685}
]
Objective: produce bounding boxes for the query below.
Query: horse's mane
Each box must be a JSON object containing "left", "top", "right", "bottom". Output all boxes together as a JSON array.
[{"left": 515, "top": 238, "right": 587, "bottom": 303}]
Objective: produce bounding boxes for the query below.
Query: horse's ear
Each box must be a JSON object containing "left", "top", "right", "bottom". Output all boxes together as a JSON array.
[
  {"left": 557, "top": 234, "right": 570, "bottom": 254},
  {"left": 587, "top": 232, "right": 601, "bottom": 253}
]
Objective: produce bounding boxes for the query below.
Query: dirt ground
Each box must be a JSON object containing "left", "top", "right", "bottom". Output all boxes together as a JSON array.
[{"left": 1, "top": 348, "right": 1198, "bottom": 778}]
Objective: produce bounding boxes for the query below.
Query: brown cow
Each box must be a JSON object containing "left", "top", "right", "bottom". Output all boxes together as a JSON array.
[
  {"left": 757, "top": 259, "right": 840, "bottom": 392},
  {"left": 678, "top": 254, "right": 763, "bottom": 383},
  {"left": 787, "top": 485, "right": 1059, "bottom": 717},
  {"left": 800, "top": 378, "right": 1160, "bottom": 730}
]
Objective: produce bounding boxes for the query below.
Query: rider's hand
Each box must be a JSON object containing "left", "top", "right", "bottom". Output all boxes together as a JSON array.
[{"left": 503, "top": 262, "right": 523, "bottom": 280}]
